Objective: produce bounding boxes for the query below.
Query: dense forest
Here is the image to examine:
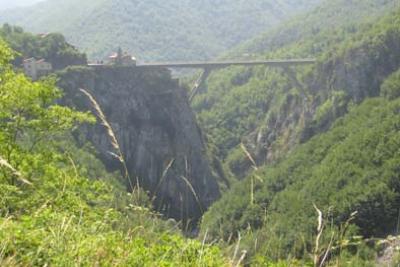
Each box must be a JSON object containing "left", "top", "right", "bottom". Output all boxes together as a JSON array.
[
  {"left": 1, "top": 0, "right": 400, "bottom": 266},
  {"left": 198, "top": 0, "right": 400, "bottom": 266},
  {"left": 194, "top": 0, "right": 399, "bottom": 180},
  {"left": 0, "top": 0, "right": 322, "bottom": 61}
]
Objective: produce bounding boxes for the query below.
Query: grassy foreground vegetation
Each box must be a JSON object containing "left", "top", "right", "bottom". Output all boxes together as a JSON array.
[{"left": 0, "top": 40, "right": 228, "bottom": 266}]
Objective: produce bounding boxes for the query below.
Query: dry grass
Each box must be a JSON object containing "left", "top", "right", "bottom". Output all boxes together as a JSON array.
[
  {"left": 152, "top": 159, "right": 175, "bottom": 201},
  {"left": 312, "top": 204, "right": 359, "bottom": 267},
  {"left": 240, "top": 143, "right": 263, "bottom": 205},
  {"left": 313, "top": 204, "right": 324, "bottom": 266},
  {"left": 312, "top": 204, "right": 336, "bottom": 267},
  {"left": 0, "top": 155, "right": 32, "bottom": 186},
  {"left": 231, "top": 231, "right": 247, "bottom": 267},
  {"left": 313, "top": 204, "right": 335, "bottom": 267},
  {"left": 179, "top": 175, "right": 203, "bottom": 214},
  {"left": 240, "top": 143, "right": 258, "bottom": 171},
  {"left": 79, "top": 88, "right": 136, "bottom": 192}
]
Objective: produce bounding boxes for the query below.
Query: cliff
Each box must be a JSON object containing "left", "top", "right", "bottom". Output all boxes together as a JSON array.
[{"left": 57, "top": 65, "right": 220, "bottom": 222}]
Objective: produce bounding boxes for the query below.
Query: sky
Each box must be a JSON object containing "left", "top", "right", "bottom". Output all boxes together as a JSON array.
[{"left": 0, "top": 0, "right": 44, "bottom": 10}]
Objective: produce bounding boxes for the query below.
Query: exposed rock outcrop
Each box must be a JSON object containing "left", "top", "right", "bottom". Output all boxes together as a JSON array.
[
  {"left": 234, "top": 26, "right": 400, "bottom": 178},
  {"left": 58, "top": 65, "right": 220, "bottom": 222}
]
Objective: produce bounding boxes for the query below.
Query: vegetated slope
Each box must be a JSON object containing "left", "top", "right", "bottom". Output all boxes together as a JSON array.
[
  {"left": 0, "top": 40, "right": 228, "bottom": 266},
  {"left": 0, "top": 24, "right": 86, "bottom": 69},
  {"left": 193, "top": 0, "right": 399, "bottom": 180},
  {"left": 0, "top": 0, "right": 322, "bottom": 61},
  {"left": 204, "top": 96, "right": 400, "bottom": 266},
  {"left": 200, "top": 8, "right": 400, "bottom": 266},
  {"left": 234, "top": 0, "right": 400, "bottom": 56}
]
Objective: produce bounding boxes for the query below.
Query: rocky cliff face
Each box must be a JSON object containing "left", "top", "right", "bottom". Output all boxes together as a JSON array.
[
  {"left": 237, "top": 24, "right": 400, "bottom": 178},
  {"left": 58, "top": 65, "right": 220, "bottom": 222}
]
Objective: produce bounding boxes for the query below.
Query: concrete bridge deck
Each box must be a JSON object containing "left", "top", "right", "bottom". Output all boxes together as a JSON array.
[
  {"left": 137, "top": 59, "right": 316, "bottom": 69},
  {"left": 88, "top": 58, "right": 316, "bottom": 102}
]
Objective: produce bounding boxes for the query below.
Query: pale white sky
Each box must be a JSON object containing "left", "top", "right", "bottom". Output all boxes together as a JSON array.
[{"left": 0, "top": 0, "right": 45, "bottom": 10}]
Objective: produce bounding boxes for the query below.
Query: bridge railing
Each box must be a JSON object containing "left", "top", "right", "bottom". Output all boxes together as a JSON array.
[{"left": 136, "top": 59, "right": 316, "bottom": 69}]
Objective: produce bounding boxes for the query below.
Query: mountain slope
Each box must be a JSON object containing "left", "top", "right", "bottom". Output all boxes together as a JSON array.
[
  {"left": 0, "top": 0, "right": 322, "bottom": 61},
  {"left": 200, "top": 5, "right": 400, "bottom": 265},
  {"left": 193, "top": 0, "right": 398, "bottom": 180}
]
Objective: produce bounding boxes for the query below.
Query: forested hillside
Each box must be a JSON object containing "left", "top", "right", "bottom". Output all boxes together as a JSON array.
[
  {"left": 0, "top": 0, "right": 322, "bottom": 61},
  {"left": 2, "top": 0, "right": 400, "bottom": 265},
  {"left": 199, "top": 3, "right": 400, "bottom": 266},
  {"left": 203, "top": 94, "right": 400, "bottom": 266},
  {"left": 194, "top": 0, "right": 399, "bottom": 180}
]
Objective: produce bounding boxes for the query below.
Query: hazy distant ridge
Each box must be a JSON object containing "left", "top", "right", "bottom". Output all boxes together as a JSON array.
[{"left": 0, "top": 0, "right": 322, "bottom": 61}]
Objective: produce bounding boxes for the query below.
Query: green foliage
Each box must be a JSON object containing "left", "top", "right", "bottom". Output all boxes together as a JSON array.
[
  {"left": 381, "top": 68, "right": 400, "bottom": 100},
  {"left": 194, "top": 1, "right": 400, "bottom": 179},
  {"left": 199, "top": 10, "right": 400, "bottom": 259},
  {"left": 0, "top": 24, "right": 87, "bottom": 69},
  {"left": 314, "top": 90, "right": 348, "bottom": 126},
  {"left": 0, "top": 0, "right": 322, "bottom": 61},
  {"left": 202, "top": 96, "right": 400, "bottom": 262},
  {"left": 0, "top": 40, "right": 227, "bottom": 266}
]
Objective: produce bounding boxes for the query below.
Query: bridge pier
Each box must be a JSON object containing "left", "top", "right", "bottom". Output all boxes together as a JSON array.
[{"left": 136, "top": 58, "right": 315, "bottom": 103}]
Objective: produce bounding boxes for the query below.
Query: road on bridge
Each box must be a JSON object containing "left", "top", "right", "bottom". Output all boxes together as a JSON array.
[
  {"left": 88, "top": 58, "right": 316, "bottom": 102},
  {"left": 137, "top": 58, "right": 316, "bottom": 69}
]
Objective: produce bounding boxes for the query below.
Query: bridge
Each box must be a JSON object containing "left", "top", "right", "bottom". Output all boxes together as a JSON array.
[
  {"left": 89, "top": 58, "right": 316, "bottom": 102},
  {"left": 137, "top": 59, "right": 316, "bottom": 69},
  {"left": 138, "top": 58, "right": 316, "bottom": 102}
]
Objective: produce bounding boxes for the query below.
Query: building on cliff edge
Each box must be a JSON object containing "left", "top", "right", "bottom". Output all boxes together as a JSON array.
[
  {"left": 109, "top": 48, "right": 137, "bottom": 66},
  {"left": 23, "top": 58, "right": 52, "bottom": 80}
]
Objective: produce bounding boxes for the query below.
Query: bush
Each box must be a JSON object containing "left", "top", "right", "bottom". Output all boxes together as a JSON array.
[{"left": 381, "top": 69, "right": 400, "bottom": 100}]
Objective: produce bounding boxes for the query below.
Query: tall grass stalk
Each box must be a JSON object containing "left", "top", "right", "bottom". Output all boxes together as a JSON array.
[
  {"left": 179, "top": 175, "right": 203, "bottom": 214},
  {"left": 396, "top": 208, "right": 400, "bottom": 235},
  {"left": 240, "top": 143, "right": 262, "bottom": 205},
  {"left": 152, "top": 158, "right": 175, "bottom": 202},
  {"left": 231, "top": 231, "right": 247, "bottom": 267},
  {"left": 79, "top": 89, "right": 137, "bottom": 194},
  {"left": 312, "top": 204, "right": 335, "bottom": 267},
  {"left": 198, "top": 229, "right": 209, "bottom": 264},
  {"left": 0, "top": 154, "right": 32, "bottom": 185},
  {"left": 313, "top": 204, "right": 324, "bottom": 266}
]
